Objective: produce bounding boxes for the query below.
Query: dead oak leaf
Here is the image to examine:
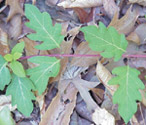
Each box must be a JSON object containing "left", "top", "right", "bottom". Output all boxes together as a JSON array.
[
  {"left": 6, "top": 0, "right": 24, "bottom": 22},
  {"left": 129, "top": 0, "right": 146, "bottom": 6},
  {"left": 109, "top": 6, "right": 139, "bottom": 35},
  {"left": 0, "top": 28, "right": 10, "bottom": 56},
  {"left": 58, "top": 0, "right": 102, "bottom": 8}
]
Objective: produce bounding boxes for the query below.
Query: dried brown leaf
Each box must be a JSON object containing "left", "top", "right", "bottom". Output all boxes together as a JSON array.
[
  {"left": 40, "top": 83, "right": 78, "bottom": 125},
  {"left": 74, "top": 8, "right": 93, "bottom": 23},
  {"left": 0, "top": 28, "right": 10, "bottom": 56},
  {"left": 135, "top": 23, "right": 146, "bottom": 44},
  {"left": 73, "top": 76, "right": 99, "bottom": 111},
  {"left": 8, "top": 15, "right": 22, "bottom": 40},
  {"left": 129, "top": 0, "right": 146, "bottom": 6},
  {"left": 71, "top": 42, "right": 99, "bottom": 67},
  {"left": 92, "top": 107, "right": 115, "bottom": 125},
  {"left": 103, "top": 0, "right": 119, "bottom": 19},
  {"left": 0, "top": 95, "right": 16, "bottom": 111},
  {"left": 109, "top": 6, "right": 139, "bottom": 35},
  {"left": 58, "top": 0, "right": 102, "bottom": 8},
  {"left": 96, "top": 61, "right": 118, "bottom": 95},
  {"left": 6, "top": 0, "right": 24, "bottom": 22},
  {"left": 126, "top": 31, "right": 140, "bottom": 45},
  {"left": 50, "top": 27, "right": 80, "bottom": 82}
]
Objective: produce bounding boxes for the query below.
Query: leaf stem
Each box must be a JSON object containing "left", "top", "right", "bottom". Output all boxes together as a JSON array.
[{"left": 19, "top": 54, "right": 146, "bottom": 60}]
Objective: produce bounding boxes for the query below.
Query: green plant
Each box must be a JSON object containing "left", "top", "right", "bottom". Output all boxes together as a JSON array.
[{"left": 0, "top": 4, "right": 144, "bottom": 124}]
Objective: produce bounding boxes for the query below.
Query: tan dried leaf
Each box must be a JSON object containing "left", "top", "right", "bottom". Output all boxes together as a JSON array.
[
  {"left": 129, "top": 0, "right": 146, "bottom": 6},
  {"left": 92, "top": 107, "right": 115, "bottom": 125},
  {"left": 8, "top": 15, "right": 22, "bottom": 40},
  {"left": 96, "top": 61, "right": 118, "bottom": 95},
  {"left": 6, "top": 0, "right": 24, "bottom": 22},
  {"left": 0, "top": 95, "right": 16, "bottom": 111},
  {"left": 0, "top": 28, "right": 10, "bottom": 56},
  {"left": 109, "top": 6, "right": 139, "bottom": 35},
  {"left": 50, "top": 27, "right": 80, "bottom": 82},
  {"left": 126, "top": 31, "right": 140, "bottom": 45},
  {"left": 103, "top": 0, "right": 119, "bottom": 19},
  {"left": 71, "top": 42, "right": 99, "bottom": 67},
  {"left": 135, "top": 23, "right": 146, "bottom": 44},
  {"left": 58, "top": 0, "right": 102, "bottom": 8},
  {"left": 73, "top": 77, "right": 99, "bottom": 111},
  {"left": 20, "top": 37, "right": 49, "bottom": 68},
  {"left": 40, "top": 83, "right": 78, "bottom": 125}
]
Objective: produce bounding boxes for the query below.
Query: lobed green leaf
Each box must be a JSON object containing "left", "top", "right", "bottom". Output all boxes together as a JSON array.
[
  {"left": 80, "top": 22, "right": 128, "bottom": 61},
  {"left": 6, "top": 74, "right": 35, "bottom": 116},
  {"left": 109, "top": 66, "right": 145, "bottom": 123},
  {"left": 27, "top": 56, "right": 60, "bottom": 94},
  {"left": 0, "top": 55, "right": 11, "bottom": 90},
  {"left": 25, "top": 4, "right": 64, "bottom": 50},
  {"left": 9, "top": 61, "right": 26, "bottom": 77}
]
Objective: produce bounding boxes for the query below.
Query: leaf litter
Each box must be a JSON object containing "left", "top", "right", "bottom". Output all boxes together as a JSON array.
[{"left": 0, "top": 0, "right": 146, "bottom": 125}]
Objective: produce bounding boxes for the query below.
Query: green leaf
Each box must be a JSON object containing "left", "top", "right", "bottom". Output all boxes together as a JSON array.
[
  {"left": 25, "top": 4, "right": 64, "bottom": 50},
  {"left": 27, "top": 56, "right": 60, "bottom": 94},
  {"left": 108, "top": 66, "right": 145, "bottom": 123},
  {"left": 9, "top": 61, "right": 26, "bottom": 77},
  {"left": 6, "top": 74, "right": 35, "bottom": 116},
  {"left": 80, "top": 22, "right": 128, "bottom": 61},
  {"left": 0, "top": 107, "right": 15, "bottom": 125},
  {"left": 12, "top": 52, "right": 22, "bottom": 61},
  {"left": 11, "top": 42, "right": 25, "bottom": 54},
  {"left": 0, "top": 55, "right": 11, "bottom": 90},
  {"left": 4, "top": 54, "right": 13, "bottom": 62}
]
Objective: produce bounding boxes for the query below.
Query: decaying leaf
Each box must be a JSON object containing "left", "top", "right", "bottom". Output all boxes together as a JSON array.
[
  {"left": 40, "top": 83, "right": 78, "bottom": 125},
  {"left": 8, "top": 15, "right": 22, "bottom": 40},
  {"left": 20, "top": 37, "right": 49, "bottom": 68},
  {"left": 103, "top": 0, "right": 119, "bottom": 19},
  {"left": 73, "top": 76, "right": 99, "bottom": 111},
  {"left": 129, "top": 0, "right": 146, "bottom": 6},
  {"left": 92, "top": 107, "right": 115, "bottom": 125},
  {"left": 109, "top": 6, "right": 139, "bottom": 35},
  {"left": 0, "top": 28, "right": 10, "bottom": 56},
  {"left": 0, "top": 95, "right": 16, "bottom": 112},
  {"left": 71, "top": 42, "right": 99, "bottom": 67},
  {"left": 6, "top": 0, "right": 24, "bottom": 22},
  {"left": 135, "top": 23, "right": 146, "bottom": 44},
  {"left": 126, "top": 31, "right": 140, "bottom": 45},
  {"left": 96, "top": 61, "right": 118, "bottom": 95},
  {"left": 73, "top": 8, "right": 94, "bottom": 23},
  {"left": 58, "top": 0, "right": 102, "bottom": 8},
  {"left": 50, "top": 27, "right": 80, "bottom": 82}
]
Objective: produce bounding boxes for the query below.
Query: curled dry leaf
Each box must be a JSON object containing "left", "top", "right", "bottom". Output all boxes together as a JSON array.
[
  {"left": 40, "top": 83, "right": 78, "bottom": 125},
  {"left": 6, "top": 0, "right": 24, "bottom": 22},
  {"left": 129, "top": 0, "right": 146, "bottom": 6},
  {"left": 58, "top": 0, "right": 102, "bottom": 8},
  {"left": 109, "top": 6, "right": 139, "bottom": 35},
  {"left": 50, "top": 27, "right": 80, "bottom": 82},
  {"left": 0, "top": 95, "right": 16, "bottom": 111},
  {"left": 103, "top": 0, "right": 119, "bottom": 19},
  {"left": 20, "top": 37, "right": 49, "bottom": 68},
  {"left": 8, "top": 15, "right": 22, "bottom": 40},
  {"left": 71, "top": 42, "right": 99, "bottom": 67},
  {"left": 135, "top": 23, "right": 146, "bottom": 44},
  {"left": 96, "top": 61, "right": 118, "bottom": 95},
  {"left": 73, "top": 76, "right": 100, "bottom": 111},
  {"left": 92, "top": 107, "right": 115, "bottom": 125},
  {"left": 126, "top": 32, "right": 140, "bottom": 45},
  {"left": 0, "top": 28, "right": 10, "bottom": 56}
]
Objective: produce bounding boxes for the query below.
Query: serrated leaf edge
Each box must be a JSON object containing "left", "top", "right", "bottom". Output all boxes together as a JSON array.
[{"left": 26, "top": 4, "right": 60, "bottom": 48}]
